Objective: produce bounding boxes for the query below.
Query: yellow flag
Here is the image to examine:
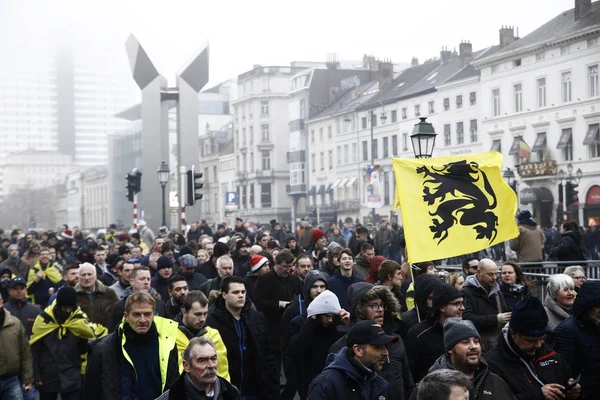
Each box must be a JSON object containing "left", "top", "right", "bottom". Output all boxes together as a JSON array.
[{"left": 392, "top": 152, "right": 518, "bottom": 263}]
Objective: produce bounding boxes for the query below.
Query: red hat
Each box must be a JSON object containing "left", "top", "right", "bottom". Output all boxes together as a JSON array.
[
  {"left": 61, "top": 229, "right": 73, "bottom": 240},
  {"left": 311, "top": 229, "right": 326, "bottom": 243},
  {"left": 250, "top": 255, "right": 268, "bottom": 272}
]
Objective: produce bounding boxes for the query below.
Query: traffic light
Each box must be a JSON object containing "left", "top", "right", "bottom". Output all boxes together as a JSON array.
[
  {"left": 566, "top": 181, "right": 579, "bottom": 207},
  {"left": 186, "top": 165, "right": 203, "bottom": 206},
  {"left": 558, "top": 183, "right": 564, "bottom": 204},
  {"left": 126, "top": 170, "right": 142, "bottom": 202}
]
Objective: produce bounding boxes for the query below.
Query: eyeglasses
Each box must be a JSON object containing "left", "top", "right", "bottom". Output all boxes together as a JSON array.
[
  {"left": 448, "top": 301, "right": 464, "bottom": 308},
  {"left": 366, "top": 303, "right": 385, "bottom": 311}
]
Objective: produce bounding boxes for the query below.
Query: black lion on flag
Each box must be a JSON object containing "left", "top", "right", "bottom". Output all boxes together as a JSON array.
[{"left": 416, "top": 160, "right": 499, "bottom": 245}]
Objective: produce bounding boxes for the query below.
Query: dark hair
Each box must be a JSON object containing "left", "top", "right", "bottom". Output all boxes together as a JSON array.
[
  {"left": 182, "top": 290, "right": 209, "bottom": 310},
  {"left": 356, "top": 227, "right": 369, "bottom": 236},
  {"left": 62, "top": 263, "right": 80, "bottom": 276},
  {"left": 168, "top": 275, "right": 187, "bottom": 291},
  {"left": 360, "top": 243, "right": 374, "bottom": 253},
  {"left": 462, "top": 257, "right": 479, "bottom": 270},
  {"left": 275, "top": 249, "right": 295, "bottom": 265},
  {"left": 334, "top": 248, "right": 354, "bottom": 265},
  {"left": 220, "top": 275, "right": 245, "bottom": 293},
  {"left": 378, "top": 260, "right": 402, "bottom": 283},
  {"left": 161, "top": 242, "right": 175, "bottom": 253},
  {"left": 267, "top": 240, "right": 280, "bottom": 250},
  {"left": 413, "top": 261, "right": 435, "bottom": 278},
  {"left": 562, "top": 220, "right": 579, "bottom": 233},
  {"left": 295, "top": 252, "right": 312, "bottom": 265},
  {"left": 502, "top": 261, "right": 532, "bottom": 292},
  {"left": 416, "top": 369, "right": 471, "bottom": 400}
]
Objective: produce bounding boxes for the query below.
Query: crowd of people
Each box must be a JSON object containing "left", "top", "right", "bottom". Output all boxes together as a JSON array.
[{"left": 0, "top": 214, "right": 595, "bottom": 400}]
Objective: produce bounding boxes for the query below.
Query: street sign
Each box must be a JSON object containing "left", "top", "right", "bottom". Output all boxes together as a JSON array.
[
  {"left": 169, "top": 191, "right": 179, "bottom": 207},
  {"left": 225, "top": 192, "right": 238, "bottom": 210}
]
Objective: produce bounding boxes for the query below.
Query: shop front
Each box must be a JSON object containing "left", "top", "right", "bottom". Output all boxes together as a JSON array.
[
  {"left": 520, "top": 187, "right": 554, "bottom": 227},
  {"left": 584, "top": 185, "right": 600, "bottom": 226}
]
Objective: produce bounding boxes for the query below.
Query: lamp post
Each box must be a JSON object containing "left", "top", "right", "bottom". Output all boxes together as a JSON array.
[
  {"left": 156, "top": 161, "right": 170, "bottom": 227},
  {"left": 410, "top": 117, "right": 437, "bottom": 158},
  {"left": 344, "top": 101, "right": 387, "bottom": 225}
]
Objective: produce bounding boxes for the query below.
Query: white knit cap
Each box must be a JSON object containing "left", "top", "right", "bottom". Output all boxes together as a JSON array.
[{"left": 307, "top": 290, "right": 341, "bottom": 318}]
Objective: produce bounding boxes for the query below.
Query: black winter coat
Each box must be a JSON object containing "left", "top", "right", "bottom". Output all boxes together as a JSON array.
[
  {"left": 183, "top": 271, "right": 208, "bottom": 291},
  {"left": 486, "top": 330, "right": 571, "bottom": 400},
  {"left": 406, "top": 318, "right": 444, "bottom": 382},
  {"left": 552, "top": 230, "right": 585, "bottom": 263},
  {"left": 3, "top": 297, "right": 41, "bottom": 338},
  {"left": 32, "top": 329, "right": 87, "bottom": 393},
  {"left": 205, "top": 297, "right": 279, "bottom": 399},
  {"left": 198, "top": 260, "right": 218, "bottom": 280},
  {"left": 254, "top": 269, "right": 302, "bottom": 350},
  {"left": 156, "top": 372, "right": 240, "bottom": 400},
  {"left": 151, "top": 275, "right": 170, "bottom": 302}
]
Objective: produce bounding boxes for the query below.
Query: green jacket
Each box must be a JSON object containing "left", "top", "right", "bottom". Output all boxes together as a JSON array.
[{"left": 0, "top": 308, "right": 33, "bottom": 384}]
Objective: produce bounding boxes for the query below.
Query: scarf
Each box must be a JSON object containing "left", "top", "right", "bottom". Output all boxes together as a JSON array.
[
  {"left": 30, "top": 305, "right": 107, "bottom": 345},
  {"left": 502, "top": 281, "right": 526, "bottom": 294},
  {"left": 7, "top": 256, "right": 20, "bottom": 265}
]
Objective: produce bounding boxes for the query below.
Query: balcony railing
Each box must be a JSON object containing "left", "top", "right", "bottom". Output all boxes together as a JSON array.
[
  {"left": 517, "top": 160, "right": 557, "bottom": 178},
  {"left": 286, "top": 184, "right": 306, "bottom": 194},
  {"left": 333, "top": 200, "right": 361, "bottom": 212}
]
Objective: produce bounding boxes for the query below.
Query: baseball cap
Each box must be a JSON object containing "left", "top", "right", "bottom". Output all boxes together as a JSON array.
[
  {"left": 7, "top": 277, "right": 27, "bottom": 288},
  {"left": 347, "top": 320, "right": 399, "bottom": 347}
]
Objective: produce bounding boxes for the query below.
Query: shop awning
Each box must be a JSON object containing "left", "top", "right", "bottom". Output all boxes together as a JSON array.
[
  {"left": 520, "top": 187, "right": 553, "bottom": 205},
  {"left": 308, "top": 186, "right": 316, "bottom": 196},
  {"left": 508, "top": 136, "right": 522, "bottom": 155},
  {"left": 338, "top": 178, "right": 349, "bottom": 188},
  {"left": 317, "top": 185, "right": 326, "bottom": 195},
  {"left": 583, "top": 124, "right": 600, "bottom": 145},
  {"left": 531, "top": 132, "right": 547, "bottom": 152},
  {"left": 331, "top": 178, "right": 342, "bottom": 189},
  {"left": 346, "top": 177, "right": 358, "bottom": 187},
  {"left": 326, "top": 183, "right": 334, "bottom": 193},
  {"left": 557, "top": 129, "right": 572, "bottom": 149},
  {"left": 490, "top": 139, "right": 501, "bottom": 152}
]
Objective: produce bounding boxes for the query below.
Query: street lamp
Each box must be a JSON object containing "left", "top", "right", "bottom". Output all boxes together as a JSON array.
[
  {"left": 410, "top": 117, "right": 437, "bottom": 158},
  {"left": 156, "top": 160, "right": 170, "bottom": 227},
  {"left": 557, "top": 163, "right": 583, "bottom": 222},
  {"left": 503, "top": 168, "right": 515, "bottom": 187}
]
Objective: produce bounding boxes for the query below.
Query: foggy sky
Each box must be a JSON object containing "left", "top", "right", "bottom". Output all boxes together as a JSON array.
[{"left": 3, "top": 0, "right": 576, "bottom": 86}]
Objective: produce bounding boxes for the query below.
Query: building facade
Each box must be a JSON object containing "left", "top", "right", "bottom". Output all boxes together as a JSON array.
[
  {"left": 473, "top": 3, "right": 600, "bottom": 227},
  {"left": 82, "top": 167, "right": 109, "bottom": 230}
]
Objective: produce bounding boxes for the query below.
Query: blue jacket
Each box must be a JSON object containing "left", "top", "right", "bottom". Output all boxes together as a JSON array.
[
  {"left": 307, "top": 348, "right": 389, "bottom": 400},
  {"left": 327, "top": 270, "right": 363, "bottom": 311},
  {"left": 554, "top": 280, "right": 600, "bottom": 400}
]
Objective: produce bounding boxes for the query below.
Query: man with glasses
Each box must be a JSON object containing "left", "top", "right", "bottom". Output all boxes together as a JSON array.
[
  {"left": 407, "top": 283, "right": 465, "bottom": 382},
  {"left": 462, "top": 258, "right": 510, "bottom": 353}
]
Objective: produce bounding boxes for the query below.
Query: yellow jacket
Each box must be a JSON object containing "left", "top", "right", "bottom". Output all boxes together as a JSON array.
[
  {"left": 179, "top": 325, "right": 230, "bottom": 382},
  {"left": 406, "top": 280, "right": 415, "bottom": 310},
  {"left": 26, "top": 261, "right": 63, "bottom": 303}
]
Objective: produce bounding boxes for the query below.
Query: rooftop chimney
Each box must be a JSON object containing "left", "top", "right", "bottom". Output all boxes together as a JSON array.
[
  {"left": 378, "top": 59, "right": 394, "bottom": 91},
  {"left": 325, "top": 52, "right": 340, "bottom": 70},
  {"left": 575, "top": 0, "right": 592, "bottom": 20},
  {"left": 459, "top": 41, "right": 473, "bottom": 67},
  {"left": 411, "top": 57, "right": 419, "bottom": 67},
  {"left": 440, "top": 46, "right": 452, "bottom": 63},
  {"left": 363, "top": 54, "right": 378, "bottom": 71},
  {"left": 499, "top": 26, "right": 517, "bottom": 49}
]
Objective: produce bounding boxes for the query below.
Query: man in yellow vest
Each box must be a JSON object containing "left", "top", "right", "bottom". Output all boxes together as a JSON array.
[{"left": 84, "top": 291, "right": 187, "bottom": 400}]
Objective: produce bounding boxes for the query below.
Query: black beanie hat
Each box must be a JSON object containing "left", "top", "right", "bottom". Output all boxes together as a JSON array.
[
  {"left": 213, "top": 242, "right": 230, "bottom": 259},
  {"left": 157, "top": 256, "right": 173, "bottom": 270},
  {"left": 510, "top": 295, "right": 549, "bottom": 337},
  {"left": 236, "top": 239, "right": 248, "bottom": 251},
  {"left": 443, "top": 317, "right": 480, "bottom": 351},
  {"left": 432, "top": 283, "right": 464, "bottom": 314},
  {"left": 56, "top": 287, "right": 78, "bottom": 309},
  {"left": 179, "top": 245, "right": 193, "bottom": 257}
]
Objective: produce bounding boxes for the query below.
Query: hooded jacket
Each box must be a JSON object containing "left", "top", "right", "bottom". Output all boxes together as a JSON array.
[
  {"left": 426, "top": 354, "right": 514, "bottom": 400},
  {"left": 554, "top": 280, "right": 600, "bottom": 399},
  {"left": 0, "top": 308, "right": 33, "bottom": 384},
  {"left": 330, "top": 283, "right": 414, "bottom": 399},
  {"left": 1, "top": 256, "right": 31, "bottom": 279},
  {"left": 75, "top": 280, "right": 118, "bottom": 329},
  {"left": 401, "top": 275, "right": 443, "bottom": 329},
  {"left": 406, "top": 318, "right": 444, "bottom": 382},
  {"left": 352, "top": 254, "right": 371, "bottom": 279},
  {"left": 365, "top": 256, "right": 385, "bottom": 284},
  {"left": 552, "top": 230, "right": 585, "bottom": 262},
  {"left": 486, "top": 324, "right": 571, "bottom": 400},
  {"left": 327, "top": 269, "right": 364, "bottom": 312},
  {"left": 462, "top": 274, "right": 508, "bottom": 352},
  {"left": 307, "top": 348, "right": 389, "bottom": 400}
]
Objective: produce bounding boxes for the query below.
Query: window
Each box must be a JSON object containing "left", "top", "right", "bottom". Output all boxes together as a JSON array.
[
  {"left": 319, "top": 128, "right": 323, "bottom": 142},
  {"left": 391, "top": 110, "right": 397, "bottom": 123},
  {"left": 249, "top": 184, "right": 254, "bottom": 208},
  {"left": 402, "top": 108, "right": 407, "bottom": 119},
  {"left": 588, "top": 38, "right": 599, "bottom": 48},
  {"left": 470, "top": 120, "right": 478, "bottom": 142},
  {"left": 560, "top": 46, "right": 569, "bottom": 55},
  {"left": 261, "top": 100, "right": 269, "bottom": 115},
  {"left": 562, "top": 71, "right": 572, "bottom": 103},
  {"left": 532, "top": 132, "right": 547, "bottom": 161},
  {"left": 344, "top": 144, "right": 349, "bottom": 164},
  {"left": 537, "top": 78, "right": 547, "bottom": 108},
  {"left": 558, "top": 128, "right": 573, "bottom": 161},
  {"left": 261, "top": 184, "right": 271, "bottom": 208},
  {"left": 335, "top": 119, "right": 340, "bottom": 135},
  {"left": 383, "top": 137, "right": 389, "bottom": 158},
  {"left": 444, "top": 124, "right": 451, "bottom": 146},
  {"left": 414, "top": 104, "right": 421, "bottom": 117},
  {"left": 392, "top": 135, "right": 398, "bottom": 155},
  {"left": 456, "top": 95, "right": 463, "bottom": 109},
  {"left": 491, "top": 139, "right": 501, "bottom": 153},
  {"left": 320, "top": 152, "right": 324, "bottom": 171},
  {"left": 361, "top": 117, "right": 367, "bottom": 129},
  {"left": 352, "top": 143, "right": 357, "bottom": 161},
  {"left": 311, "top": 129, "right": 315, "bottom": 143},
  {"left": 589, "top": 65, "right": 599, "bottom": 98},
  {"left": 311, "top": 154, "right": 316, "bottom": 172},
  {"left": 372, "top": 138, "right": 378, "bottom": 160},
  {"left": 536, "top": 52, "right": 545, "bottom": 62},
  {"left": 261, "top": 125, "right": 270, "bottom": 141},
  {"left": 443, "top": 98, "right": 450, "bottom": 111},
  {"left": 241, "top": 128, "right": 246, "bottom": 145},
  {"left": 469, "top": 92, "right": 476, "bottom": 106},
  {"left": 249, "top": 152, "right": 254, "bottom": 171},
  {"left": 493, "top": 88, "right": 501, "bottom": 116},
  {"left": 585, "top": 124, "right": 600, "bottom": 158},
  {"left": 328, "top": 150, "right": 333, "bottom": 169},
  {"left": 262, "top": 151, "right": 271, "bottom": 170},
  {"left": 249, "top": 126, "right": 254, "bottom": 144},
  {"left": 362, "top": 140, "right": 368, "bottom": 161},
  {"left": 337, "top": 146, "right": 341, "bottom": 165},
  {"left": 402, "top": 133, "right": 408, "bottom": 151},
  {"left": 491, "top": 64, "right": 499, "bottom": 74},
  {"left": 457, "top": 122, "right": 464, "bottom": 145},
  {"left": 428, "top": 101, "right": 435, "bottom": 114},
  {"left": 514, "top": 83, "right": 523, "bottom": 112},
  {"left": 328, "top": 125, "right": 332, "bottom": 139},
  {"left": 241, "top": 186, "right": 247, "bottom": 209},
  {"left": 299, "top": 99, "right": 305, "bottom": 119},
  {"left": 290, "top": 163, "right": 305, "bottom": 185},
  {"left": 514, "top": 59, "right": 522, "bottom": 67}
]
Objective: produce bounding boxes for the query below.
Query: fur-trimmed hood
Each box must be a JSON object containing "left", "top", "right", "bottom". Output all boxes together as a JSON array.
[{"left": 348, "top": 282, "right": 401, "bottom": 325}]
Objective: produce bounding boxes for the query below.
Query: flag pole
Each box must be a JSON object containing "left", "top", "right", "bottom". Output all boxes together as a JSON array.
[{"left": 409, "top": 262, "right": 421, "bottom": 323}]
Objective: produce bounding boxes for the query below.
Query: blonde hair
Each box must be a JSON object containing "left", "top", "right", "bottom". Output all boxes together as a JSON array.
[{"left": 445, "top": 272, "right": 463, "bottom": 287}]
